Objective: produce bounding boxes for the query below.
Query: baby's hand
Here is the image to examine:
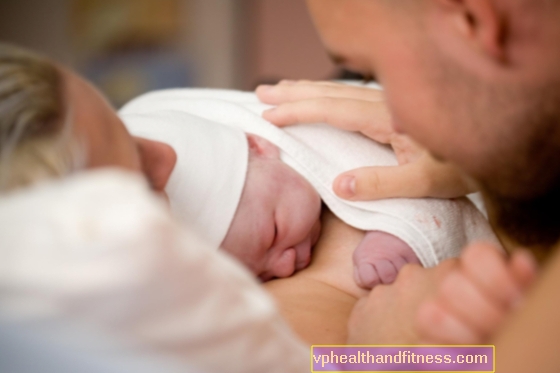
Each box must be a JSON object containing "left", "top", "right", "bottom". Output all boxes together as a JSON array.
[
  {"left": 353, "top": 231, "right": 422, "bottom": 289},
  {"left": 416, "top": 243, "right": 538, "bottom": 344}
]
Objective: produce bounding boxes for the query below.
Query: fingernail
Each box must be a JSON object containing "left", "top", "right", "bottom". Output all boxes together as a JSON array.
[{"left": 338, "top": 175, "right": 356, "bottom": 197}]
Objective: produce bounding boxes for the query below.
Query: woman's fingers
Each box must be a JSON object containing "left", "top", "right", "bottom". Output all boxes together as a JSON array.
[
  {"left": 461, "top": 243, "right": 524, "bottom": 308},
  {"left": 419, "top": 156, "right": 476, "bottom": 198},
  {"left": 416, "top": 244, "right": 536, "bottom": 345},
  {"left": 256, "top": 80, "right": 383, "bottom": 106},
  {"left": 262, "top": 98, "right": 394, "bottom": 144},
  {"left": 333, "top": 156, "right": 474, "bottom": 201},
  {"left": 509, "top": 250, "right": 539, "bottom": 294},
  {"left": 416, "top": 300, "right": 483, "bottom": 344},
  {"left": 334, "top": 163, "right": 430, "bottom": 201},
  {"left": 258, "top": 80, "right": 475, "bottom": 201},
  {"left": 438, "top": 272, "right": 506, "bottom": 337}
]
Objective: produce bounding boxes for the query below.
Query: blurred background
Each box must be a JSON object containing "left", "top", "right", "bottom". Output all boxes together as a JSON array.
[{"left": 0, "top": 0, "right": 352, "bottom": 108}]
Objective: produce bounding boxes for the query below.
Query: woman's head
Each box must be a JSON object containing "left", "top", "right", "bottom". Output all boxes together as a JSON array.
[
  {"left": 0, "top": 43, "right": 78, "bottom": 190},
  {"left": 0, "top": 43, "right": 175, "bottom": 194}
]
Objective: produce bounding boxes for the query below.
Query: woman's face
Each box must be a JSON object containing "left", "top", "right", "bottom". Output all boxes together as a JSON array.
[{"left": 62, "top": 69, "right": 176, "bottom": 198}]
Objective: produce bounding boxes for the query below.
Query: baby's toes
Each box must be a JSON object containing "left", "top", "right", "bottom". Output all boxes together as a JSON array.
[
  {"left": 373, "top": 259, "right": 400, "bottom": 284},
  {"left": 354, "top": 262, "right": 382, "bottom": 289},
  {"left": 354, "top": 258, "right": 402, "bottom": 288}
]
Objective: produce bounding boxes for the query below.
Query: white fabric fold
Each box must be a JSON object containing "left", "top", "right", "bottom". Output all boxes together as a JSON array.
[
  {"left": 120, "top": 111, "right": 248, "bottom": 250},
  {"left": 0, "top": 169, "right": 309, "bottom": 373},
  {"left": 120, "top": 88, "right": 500, "bottom": 267}
]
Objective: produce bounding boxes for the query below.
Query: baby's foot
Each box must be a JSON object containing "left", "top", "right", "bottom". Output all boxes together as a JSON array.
[{"left": 353, "top": 231, "right": 421, "bottom": 289}]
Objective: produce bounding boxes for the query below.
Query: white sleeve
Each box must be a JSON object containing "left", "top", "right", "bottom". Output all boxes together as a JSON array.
[{"left": 0, "top": 170, "right": 309, "bottom": 373}]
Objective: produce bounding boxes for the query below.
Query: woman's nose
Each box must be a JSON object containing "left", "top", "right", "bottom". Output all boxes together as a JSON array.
[{"left": 135, "top": 137, "right": 177, "bottom": 192}]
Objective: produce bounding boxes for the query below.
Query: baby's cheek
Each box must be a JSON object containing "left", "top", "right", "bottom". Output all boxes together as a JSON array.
[{"left": 311, "top": 219, "right": 322, "bottom": 246}]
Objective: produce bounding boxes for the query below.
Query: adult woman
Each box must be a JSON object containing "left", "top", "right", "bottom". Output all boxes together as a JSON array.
[{"left": 0, "top": 43, "right": 310, "bottom": 373}]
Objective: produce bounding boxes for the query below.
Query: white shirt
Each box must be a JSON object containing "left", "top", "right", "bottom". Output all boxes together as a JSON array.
[{"left": 0, "top": 170, "right": 309, "bottom": 373}]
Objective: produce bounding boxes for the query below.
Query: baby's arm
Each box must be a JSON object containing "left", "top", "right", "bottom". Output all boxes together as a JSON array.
[{"left": 353, "top": 231, "right": 422, "bottom": 289}]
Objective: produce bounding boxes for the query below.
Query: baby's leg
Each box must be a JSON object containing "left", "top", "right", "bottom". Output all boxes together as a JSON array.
[{"left": 353, "top": 231, "right": 421, "bottom": 289}]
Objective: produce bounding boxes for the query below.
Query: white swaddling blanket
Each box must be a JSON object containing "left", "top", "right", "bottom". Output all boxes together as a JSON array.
[{"left": 121, "top": 88, "right": 500, "bottom": 267}]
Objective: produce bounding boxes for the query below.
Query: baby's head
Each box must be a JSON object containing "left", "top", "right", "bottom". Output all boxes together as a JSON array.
[{"left": 221, "top": 134, "right": 322, "bottom": 281}]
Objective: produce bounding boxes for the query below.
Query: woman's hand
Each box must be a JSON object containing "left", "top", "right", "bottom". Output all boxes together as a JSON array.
[
  {"left": 416, "top": 244, "right": 538, "bottom": 344},
  {"left": 347, "top": 259, "right": 458, "bottom": 345},
  {"left": 257, "top": 80, "right": 475, "bottom": 201},
  {"left": 346, "top": 243, "right": 537, "bottom": 345}
]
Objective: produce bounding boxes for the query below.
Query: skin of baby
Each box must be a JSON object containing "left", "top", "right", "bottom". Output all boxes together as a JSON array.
[
  {"left": 222, "top": 134, "right": 422, "bottom": 285},
  {"left": 221, "top": 134, "right": 323, "bottom": 281}
]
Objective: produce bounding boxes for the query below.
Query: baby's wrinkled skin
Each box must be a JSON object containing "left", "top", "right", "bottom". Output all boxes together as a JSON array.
[{"left": 221, "top": 134, "right": 421, "bottom": 287}]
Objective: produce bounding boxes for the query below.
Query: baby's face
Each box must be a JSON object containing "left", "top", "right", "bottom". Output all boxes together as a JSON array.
[{"left": 221, "top": 134, "right": 322, "bottom": 281}]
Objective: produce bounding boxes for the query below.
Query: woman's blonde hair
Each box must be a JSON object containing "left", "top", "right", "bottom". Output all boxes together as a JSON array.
[{"left": 0, "top": 43, "right": 82, "bottom": 191}]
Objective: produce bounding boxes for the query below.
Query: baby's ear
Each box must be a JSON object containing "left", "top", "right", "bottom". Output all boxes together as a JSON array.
[{"left": 246, "top": 134, "right": 280, "bottom": 160}]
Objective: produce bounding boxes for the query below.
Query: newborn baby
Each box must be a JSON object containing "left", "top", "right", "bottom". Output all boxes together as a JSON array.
[
  {"left": 223, "top": 132, "right": 420, "bottom": 284},
  {"left": 120, "top": 88, "right": 498, "bottom": 289}
]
